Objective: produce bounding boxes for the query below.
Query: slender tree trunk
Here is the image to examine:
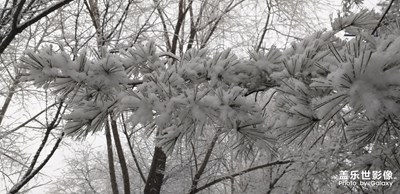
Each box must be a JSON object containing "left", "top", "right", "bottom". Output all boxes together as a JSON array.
[
  {"left": 256, "top": 0, "right": 272, "bottom": 52},
  {"left": 144, "top": 146, "right": 167, "bottom": 194},
  {"left": 186, "top": 0, "right": 207, "bottom": 50},
  {"left": 110, "top": 119, "right": 131, "bottom": 194},
  {"left": 121, "top": 115, "right": 147, "bottom": 183},
  {"left": 105, "top": 122, "right": 119, "bottom": 194}
]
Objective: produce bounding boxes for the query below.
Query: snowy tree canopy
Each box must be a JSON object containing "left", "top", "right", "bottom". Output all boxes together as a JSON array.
[{"left": 19, "top": 9, "right": 400, "bottom": 159}]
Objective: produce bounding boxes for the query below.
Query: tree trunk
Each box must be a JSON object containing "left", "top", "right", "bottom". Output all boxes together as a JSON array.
[
  {"left": 110, "top": 119, "right": 131, "bottom": 194},
  {"left": 105, "top": 122, "right": 119, "bottom": 194},
  {"left": 144, "top": 146, "right": 167, "bottom": 194}
]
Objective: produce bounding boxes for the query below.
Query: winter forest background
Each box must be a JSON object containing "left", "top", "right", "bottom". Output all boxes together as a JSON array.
[{"left": 1, "top": 0, "right": 400, "bottom": 193}]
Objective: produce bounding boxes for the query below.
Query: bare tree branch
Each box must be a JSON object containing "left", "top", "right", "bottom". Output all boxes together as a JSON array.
[
  {"left": 0, "top": 0, "right": 74, "bottom": 54},
  {"left": 194, "top": 160, "right": 294, "bottom": 193}
]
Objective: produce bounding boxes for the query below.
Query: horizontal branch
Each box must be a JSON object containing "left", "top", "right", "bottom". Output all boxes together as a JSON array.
[
  {"left": 0, "top": 0, "right": 74, "bottom": 54},
  {"left": 0, "top": 102, "right": 57, "bottom": 139},
  {"left": 194, "top": 160, "right": 294, "bottom": 193}
]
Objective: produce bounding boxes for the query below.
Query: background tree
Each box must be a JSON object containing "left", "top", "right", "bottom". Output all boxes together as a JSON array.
[{"left": 0, "top": 1, "right": 74, "bottom": 193}]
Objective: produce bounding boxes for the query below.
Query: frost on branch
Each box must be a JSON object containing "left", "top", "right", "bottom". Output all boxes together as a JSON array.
[
  {"left": 311, "top": 35, "right": 400, "bottom": 120},
  {"left": 267, "top": 21, "right": 400, "bottom": 147}
]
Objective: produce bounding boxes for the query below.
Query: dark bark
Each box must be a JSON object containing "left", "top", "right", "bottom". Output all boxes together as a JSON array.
[
  {"left": 105, "top": 121, "right": 119, "bottom": 194},
  {"left": 144, "top": 146, "right": 167, "bottom": 194},
  {"left": 170, "top": 0, "right": 192, "bottom": 54}
]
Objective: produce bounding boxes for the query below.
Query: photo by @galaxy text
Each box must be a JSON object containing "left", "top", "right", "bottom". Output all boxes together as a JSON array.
[{"left": 336, "top": 170, "right": 396, "bottom": 188}]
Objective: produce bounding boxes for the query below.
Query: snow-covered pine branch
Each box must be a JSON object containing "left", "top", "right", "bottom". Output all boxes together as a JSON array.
[
  {"left": 19, "top": 8, "right": 400, "bottom": 156},
  {"left": 20, "top": 41, "right": 279, "bottom": 156}
]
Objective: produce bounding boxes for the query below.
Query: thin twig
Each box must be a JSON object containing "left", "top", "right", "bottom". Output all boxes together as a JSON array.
[{"left": 372, "top": 0, "right": 395, "bottom": 35}]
